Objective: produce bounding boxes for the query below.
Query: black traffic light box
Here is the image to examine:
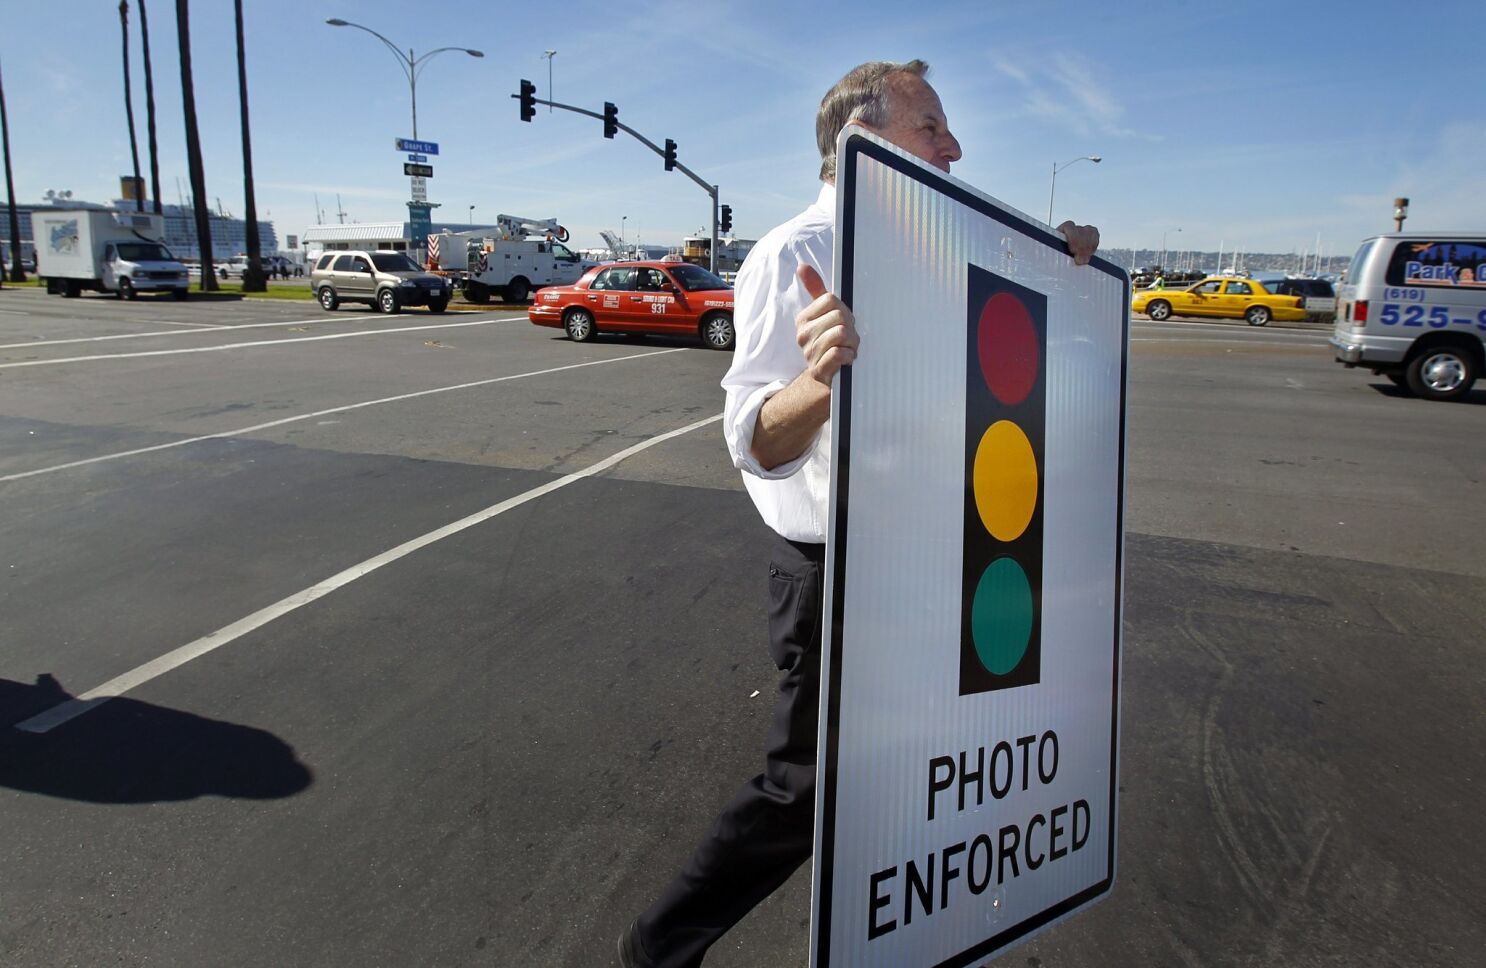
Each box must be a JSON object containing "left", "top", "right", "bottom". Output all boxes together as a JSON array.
[
  {"left": 518, "top": 79, "right": 536, "bottom": 122},
  {"left": 720, "top": 205, "right": 732, "bottom": 234},
  {"left": 603, "top": 102, "right": 619, "bottom": 139},
  {"left": 960, "top": 265, "right": 1046, "bottom": 695},
  {"left": 663, "top": 139, "right": 677, "bottom": 171}
]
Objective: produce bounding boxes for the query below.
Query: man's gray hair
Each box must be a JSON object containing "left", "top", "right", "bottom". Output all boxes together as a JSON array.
[{"left": 815, "top": 59, "right": 929, "bottom": 182}]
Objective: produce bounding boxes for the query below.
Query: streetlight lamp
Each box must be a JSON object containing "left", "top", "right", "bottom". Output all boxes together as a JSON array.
[
  {"left": 1160, "top": 227, "right": 1181, "bottom": 274},
  {"left": 541, "top": 49, "right": 557, "bottom": 113},
  {"left": 324, "top": 19, "right": 483, "bottom": 139},
  {"left": 1047, "top": 154, "right": 1101, "bottom": 225},
  {"left": 468, "top": 204, "right": 475, "bottom": 228},
  {"left": 1392, "top": 196, "right": 1409, "bottom": 232}
]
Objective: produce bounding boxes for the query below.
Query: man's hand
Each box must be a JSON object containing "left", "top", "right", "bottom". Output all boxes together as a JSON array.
[
  {"left": 795, "top": 265, "right": 859, "bottom": 385},
  {"left": 747, "top": 266, "right": 859, "bottom": 471},
  {"left": 1057, "top": 221, "right": 1100, "bottom": 266}
]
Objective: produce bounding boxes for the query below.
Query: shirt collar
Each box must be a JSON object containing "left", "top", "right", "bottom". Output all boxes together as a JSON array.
[{"left": 812, "top": 181, "right": 836, "bottom": 216}]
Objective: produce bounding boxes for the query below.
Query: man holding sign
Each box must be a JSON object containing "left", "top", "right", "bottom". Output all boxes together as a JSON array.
[{"left": 620, "top": 59, "right": 1100, "bottom": 968}]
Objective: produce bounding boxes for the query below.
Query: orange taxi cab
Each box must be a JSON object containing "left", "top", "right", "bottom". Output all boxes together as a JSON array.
[{"left": 528, "top": 261, "right": 735, "bottom": 349}]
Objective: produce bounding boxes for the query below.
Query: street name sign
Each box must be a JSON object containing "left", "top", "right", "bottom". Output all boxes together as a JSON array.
[
  {"left": 404, "top": 163, "right": 434, "bottom": 178},
  {"left": 811, "top": 127, "right": 1128, "bottom": 968},
  {"left": 407, "top": 152, "right": 428, "bottom": 163},
  {"left": 394, "top": 138, "right": 439, "bottom": 155}
]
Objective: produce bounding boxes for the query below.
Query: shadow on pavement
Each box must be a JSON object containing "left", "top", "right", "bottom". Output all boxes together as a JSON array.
[
  {"left": 0, "top": 674, "right": 313, "bottom": 803},
  {"left": 1367, "top": 381, "right": 1486, "bottom": 404}
]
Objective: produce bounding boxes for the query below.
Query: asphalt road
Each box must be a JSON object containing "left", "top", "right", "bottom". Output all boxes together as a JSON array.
[{"left": 0, "top": 287, "right": 1481, "bottom": 967}]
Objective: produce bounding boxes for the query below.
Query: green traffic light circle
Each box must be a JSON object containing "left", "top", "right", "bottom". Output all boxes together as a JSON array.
[{"left": 971, "top": 557, "right": 1034, "bottom": 675}]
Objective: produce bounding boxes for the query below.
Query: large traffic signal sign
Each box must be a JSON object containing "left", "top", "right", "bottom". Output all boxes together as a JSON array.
[
  {"left": 960, "top": 265, "right": 1046, "bottom": 695},
  {"left": 719, "top": 205, "right": 732, "bottom": 234},
  {"left": 518, "top": 79, "right": 536, "bottom": 122},
  {"left": 603, "top": 102, "right": 618, "bottom": 139},
  {"left": 663, "top": 138, "right": 677, "bottom": 171}
]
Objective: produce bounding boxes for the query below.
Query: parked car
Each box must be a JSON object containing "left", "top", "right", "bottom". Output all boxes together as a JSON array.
[
  {"left": 1267, "top": 278, "right": 1337, "bottom": 317},
  {"left": 528, "top": 260, "right": 735, "bottom": 349},
  {"left": 1132, "top": 276, "right": 1306, "bottom": 326},
  {"left": 1331, "top": 233, "right": 1486, "bottom": 400},
  {"left": 309, "top": 250, "right": 454, "bottom": 313}
]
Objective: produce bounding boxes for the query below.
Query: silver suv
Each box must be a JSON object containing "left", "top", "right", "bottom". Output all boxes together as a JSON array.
[{"left": 310, "top": 250, "right": 453, "bottom": 314}]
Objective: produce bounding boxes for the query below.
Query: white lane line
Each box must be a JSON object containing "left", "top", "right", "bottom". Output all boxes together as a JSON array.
[
  {"left": 0, "top": 313, "right": 448, "bottom": 349},
  {"left": 13, "top": 412, "right": 724, "bottom": 734},
  {"left": 0, "top": 308, "right": 31, "bottom": 315},
  {"left": 0, "top": 317, "right": 521, "bottom": 369},
  {"left": 0, "top": 348, "right": 687, "bottom": 482}
]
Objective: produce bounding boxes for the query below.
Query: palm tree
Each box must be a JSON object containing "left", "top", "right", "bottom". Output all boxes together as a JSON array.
[
  {"left": 119, "top": 2, "right": 144, "bottom": 211},
  {"left": 0, "top": 55, "right": 24, "bottom": 283},
  {"left": 234, "top": 0, "right": 264, "bottom": 291},
  {"left": 174, "top": 0, "right": 215, "bottom": 289},
  {"left": 138, "top": 0, "right": 162, "bottom": 215}
]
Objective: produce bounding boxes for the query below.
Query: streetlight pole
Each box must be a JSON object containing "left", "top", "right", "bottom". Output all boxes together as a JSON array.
[
  {"left": 542, "top": 50, "right": 556, "bottom": 113},
  {"left": 324, "top": 19, "right": 483, "bottom": 139},
  {"left": 1047, "top": 154, "right": 1101, "bottom": 225},
  {"left": 621, "top": 215, "right": 628, "bottom": 242},
  {"left": 468, "top": 204, "right": 474, "bottom": 228}
]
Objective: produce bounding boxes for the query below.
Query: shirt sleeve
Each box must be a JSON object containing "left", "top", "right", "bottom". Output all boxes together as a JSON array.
[{"left": 721, "top": 236, "right": 825, "bottom": 480}]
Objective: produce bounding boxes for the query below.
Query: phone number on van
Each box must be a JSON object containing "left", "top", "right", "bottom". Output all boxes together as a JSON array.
[{"left": 1378, "top": 304, "right": 1486, "bottom": 330}]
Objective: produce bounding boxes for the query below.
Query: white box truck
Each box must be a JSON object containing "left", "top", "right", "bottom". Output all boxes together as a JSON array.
[{"left": 34, "top": 209, "right": 190, "bottom": 300}]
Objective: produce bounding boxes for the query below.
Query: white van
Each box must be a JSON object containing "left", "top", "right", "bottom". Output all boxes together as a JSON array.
[{"left": 1331, "top": 233, "right": 1486, "bottom": 400}]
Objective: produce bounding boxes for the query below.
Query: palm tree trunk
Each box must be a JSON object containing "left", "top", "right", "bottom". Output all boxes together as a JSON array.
[
  {"left": 119, "top": 2, "right": 144, "bottom": 212},
  {"left": 138, "top": 0, "right": 162, "bottom": 215},
  {"left": 234, "top": 0, "right": 264, "bottom": 292},
  {"left": 175, "top": 0, "right": 215, "bottom": 289},
  {"left": 0, "top": 56, "right": 24, "bottom": 283}
]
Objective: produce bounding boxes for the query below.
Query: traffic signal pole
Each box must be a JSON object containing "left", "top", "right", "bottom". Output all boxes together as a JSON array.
[{"left": 513, "top": 87, "right": 720, "bottom": 272}]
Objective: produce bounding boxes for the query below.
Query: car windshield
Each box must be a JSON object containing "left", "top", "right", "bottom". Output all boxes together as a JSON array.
[
  {"left": 668, "top": 264, "right": 730, "bottom": 292},
  {"left": 371, "top": 253, "right": 420, "bottom": 272},
  {"left": 116, "top": 242, "right": 172, "bottom": 261}
]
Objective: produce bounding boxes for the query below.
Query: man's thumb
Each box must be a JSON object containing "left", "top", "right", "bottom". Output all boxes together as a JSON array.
[{"left": 797, "top": 264, "right": 829, "bottom": 300}]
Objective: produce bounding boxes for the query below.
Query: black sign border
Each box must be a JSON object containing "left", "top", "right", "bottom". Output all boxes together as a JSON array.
[{"left": 818, "top": 132, "right": 1130, "bottom": 967}]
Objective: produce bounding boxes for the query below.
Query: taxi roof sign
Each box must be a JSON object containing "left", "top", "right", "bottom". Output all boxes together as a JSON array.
[{"left": 811, "top": 127, "right": 1128, "bottom": 967}]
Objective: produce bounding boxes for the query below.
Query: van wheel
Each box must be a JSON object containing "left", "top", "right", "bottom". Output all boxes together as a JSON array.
[
  {"left": 1405, "top": 345, "right": 1476, "bottom": 401},
  {"left": 63, "top": 280, "right": 82, "bottom": 298},
  {"left": 118, "top": 278, "right": 137, "bottom": 300},
  {"left": 173, "top": 288, "right": 189, "bottom": 301},
  {"left": 318, "top": 286, "right": 339, "bottom": 311},
  {"left": 505, "top": 277, "right": 530, "bottom": 303},
  {"left": 564, "top": 307, "right": 596, "bottom": 342},
  {"left": 701, "top": 312, "right": 735, "bottom": 350},
  {"left": 463, "top": 282, "right": 490, "bottom": 304},
  {"left": 1245, "top": 305, "right": 1271, "bottom": 326},
  {"left": 378, "top": 288, "right": 400, "bottom": 315},
  {"left": 1147, "top": 300, "right": 1171, "bottom": 321}
]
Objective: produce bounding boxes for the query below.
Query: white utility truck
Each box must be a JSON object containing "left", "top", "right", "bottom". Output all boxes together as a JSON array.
[
  {"left": 427, "top": 214, "right": 598, "bottom": 303},
  {"left": 34, "top": 209, "right": 190, "bottom": 299}
]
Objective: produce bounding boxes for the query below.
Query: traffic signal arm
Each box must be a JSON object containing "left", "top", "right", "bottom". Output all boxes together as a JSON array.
[{"left": 507, "top": 87, "right": 716, "bottom": 197}]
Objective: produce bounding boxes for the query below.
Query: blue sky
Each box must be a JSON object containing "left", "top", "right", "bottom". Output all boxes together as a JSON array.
[{"left": 4, "top": 0, "right": 1480, "bottom": 262}]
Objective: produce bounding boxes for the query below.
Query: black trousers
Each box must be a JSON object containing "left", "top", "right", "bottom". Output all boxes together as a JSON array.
[{"left": 634, "top": 535, "right": 825, "bottom": 968}]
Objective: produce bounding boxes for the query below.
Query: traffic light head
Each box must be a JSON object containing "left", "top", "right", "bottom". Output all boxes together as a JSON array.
[
  {"left": 603, "top": 102, "right": 618, "bottom": 139},
  {"left": 960, "top": 267, "right": 1046, "bottom": 695},
  {"left": 719, "top": 205, "right": 732, "bottom": 234},
  {"left": 664, "top": 139, "right": 677, "bottom": 172},
  {"left": 518, "top": 79, "right": 536, "bottom": 122}
]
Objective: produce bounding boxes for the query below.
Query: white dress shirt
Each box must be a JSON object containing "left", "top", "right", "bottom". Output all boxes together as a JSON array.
[{"left": 721, "top": 183, "right": 836, "bottom": 544}]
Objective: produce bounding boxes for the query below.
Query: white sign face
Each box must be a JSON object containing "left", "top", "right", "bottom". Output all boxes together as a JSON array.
[
  {"left": 410, "top": 176, "right": 428, "bottom": 202},
  {"left": 810, "top": 128, "right": 1128, "bottom": 967}
]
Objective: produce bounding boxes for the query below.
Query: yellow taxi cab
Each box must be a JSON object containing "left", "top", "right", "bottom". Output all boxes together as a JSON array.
[{"left": 1132, "top": 276, "right": 1306, "bottom": 326}]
